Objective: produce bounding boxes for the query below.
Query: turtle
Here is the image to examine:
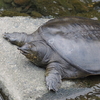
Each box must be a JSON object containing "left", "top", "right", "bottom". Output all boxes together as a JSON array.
[{"left": 3, "top": 17, "right": 100, "bottom": 91}]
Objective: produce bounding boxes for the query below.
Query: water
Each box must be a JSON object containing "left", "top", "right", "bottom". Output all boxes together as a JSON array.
[
  {"left": 66, "top": 84, "right": 100, "bottom": 100},
  {"left": 36, "top": 76, "right": 100, "bottom": 100}
]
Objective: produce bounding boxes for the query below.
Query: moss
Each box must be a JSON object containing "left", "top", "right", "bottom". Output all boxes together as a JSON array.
[
  {"left": 82, "top": 0, "right": 92, "bottom": 4},
  {"left": 31, "top": 0, "right": 71, "bottom": 17},
  {"left": 0, "top": 0, "right": 11, "bottom": 9},
  {"left": 31, "top": 11, "right": 42, "bottom": 18},
  {"left": 31, "top": 0, "right": 89, "bottom": 17},
  {"left": 14, "top": 0, "right": 31, "bottom": 5},
  {"left": 76, "top": 10, "right": 100, "bottom": 21},
  {"left": 3, "top": 0, "right": 13, "bottom": 3},
  {"left": 0, "top": 0, "right": 99, "bottom": 20},
  {"left": 69, "top": 0, "right": 89, "bottom": 13},
  {"left": 0, "top": 10, "right": 29, "bottom": 17}
]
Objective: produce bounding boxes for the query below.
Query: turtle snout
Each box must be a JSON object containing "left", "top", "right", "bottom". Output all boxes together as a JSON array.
[
  {"left": 17, "top": 47, "right": 25, "bottom": 52},
  {"left": 3, "top": 32, "right": 10, "bottom": 39},
  {"left": 17, "top": 46, "right": 30, "bottom": 55},
  {"left": 17, "top": 47, "right": 26, "bottom": 51},
  {"left": 17, "top": 47, "right": 22, "bottom": 50}
]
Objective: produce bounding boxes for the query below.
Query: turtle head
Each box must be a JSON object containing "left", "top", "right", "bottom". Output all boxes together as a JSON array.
[{"left": 18, "top": 41, "right": 50, "bottom": 66}]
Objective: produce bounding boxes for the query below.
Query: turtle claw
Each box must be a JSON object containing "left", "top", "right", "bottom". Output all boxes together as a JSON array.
[
  {"left": 48, "top": 85, "right": 58, "bottom": 92},
  {"left": 46, "top": 72, "right": 62, "bottom": 92}
]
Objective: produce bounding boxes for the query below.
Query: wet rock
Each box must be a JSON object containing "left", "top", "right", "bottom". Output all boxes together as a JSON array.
[
  {"left": 0, "top": 10, "right": 29, "bottom": 17},
  {"left": 0, "top": 0, "right": 10, "bottom": 9},
  {"left": 31, "top": 0, "right": 70, "bottom": 17},
  {"left": 31, "top": 0, "right": 89, "bottom": 17},
  {"left": 69, "top": 0, "right": 89, "bottom": 12},
  {"left": 14, "top": 0, "right": 30, "bottom": 5},
  {"left": 31, "top": 11, "right": 43, "bottom": 18},
  {"left": 66, "top": 83, "right": 100, "bottom": 100},
  {"left": 3, "top": 0, "right": 13, "bottom": 3},
  {"left": 93, "top": 1, "right": 100, "bottom": 9},
  {"left": 0, "top": 0, "right": 99, "bottom": 19},
  {"left": 76, "top": 10, "right": 100, "bottom": 21},
  {"left": 15, "top": 7, "right": 22, "bottom": 12}
]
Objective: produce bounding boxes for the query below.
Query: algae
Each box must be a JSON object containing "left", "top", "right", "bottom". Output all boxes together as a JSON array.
[
  {"left": 0, "top": 10, "right": 29, "bottom": 17},
  {"left": 0, "top": 0, "right": 11, "bottom": 9},
  {"left": 0, "top": 0, "right": 100, "bottom": 20}
]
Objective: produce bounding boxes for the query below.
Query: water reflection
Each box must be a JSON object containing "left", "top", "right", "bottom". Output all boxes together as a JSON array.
[
  {"left": 37, "top": 76, "right": 100, "bottom": 100},
  {"left": 66, "top": 83, "right": 100, "bottom": 100},
  {"left": 66, "top": 76, "right": 100, "bottom": 100}
]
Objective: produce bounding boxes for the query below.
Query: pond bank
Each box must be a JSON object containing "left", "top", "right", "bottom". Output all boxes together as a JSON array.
[{"left": 0, "top": 0, "right": 100, "bottom": 20}]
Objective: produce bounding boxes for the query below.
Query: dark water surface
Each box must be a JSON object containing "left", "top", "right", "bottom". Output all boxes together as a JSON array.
[{"left": 37, "top": 76, "right": 100, "bottom": 100}]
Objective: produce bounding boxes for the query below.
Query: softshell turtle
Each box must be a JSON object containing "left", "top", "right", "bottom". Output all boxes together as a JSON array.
[{"left": 3, "top": 17, "right": 100, "bottom": 91}]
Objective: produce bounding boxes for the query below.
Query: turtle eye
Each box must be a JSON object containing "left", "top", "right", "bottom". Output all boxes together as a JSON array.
[{"left": 31, "top": 45, "right": 37, "bottom": 53}]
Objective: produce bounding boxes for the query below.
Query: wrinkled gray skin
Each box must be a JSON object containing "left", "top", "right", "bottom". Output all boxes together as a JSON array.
[{"left": 3, "top": 17, "right": 100, "bottom": 91}]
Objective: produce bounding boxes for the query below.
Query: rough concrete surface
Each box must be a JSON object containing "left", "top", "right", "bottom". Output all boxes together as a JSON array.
[
  {"left": 0, "top": 17, "right": 48, "bottom": 100},
  {"left": 0, "top": 17, "right": 99, "bottom": 100}
]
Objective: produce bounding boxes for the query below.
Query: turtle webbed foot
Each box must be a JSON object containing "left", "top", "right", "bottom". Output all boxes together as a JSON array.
[
  {"left": 3, "top": 32, "right": 16, "bottom": 43},
  {"left": 3, "top": 32, "right": 26, "bottom": 47},
  {"left": 46, "top": 70, "right": 62, "bottom": 92}
]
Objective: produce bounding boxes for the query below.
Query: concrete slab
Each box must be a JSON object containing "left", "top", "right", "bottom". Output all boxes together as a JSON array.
[{"left": 0, "top": 17, "right": 49, "bottom": 100}]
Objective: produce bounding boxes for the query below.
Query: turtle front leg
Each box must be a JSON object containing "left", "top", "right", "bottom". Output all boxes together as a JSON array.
[
  {"left": 3, "top": 32, "right": 28, "bottom": 47},
  {"left": 45, "top": 63, "right": 62, "bottom": 91}
]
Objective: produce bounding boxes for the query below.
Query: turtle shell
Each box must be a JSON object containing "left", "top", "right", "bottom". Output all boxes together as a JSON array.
[{"left": 40, "top": 17, "right": 100, "bottom": 74}]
